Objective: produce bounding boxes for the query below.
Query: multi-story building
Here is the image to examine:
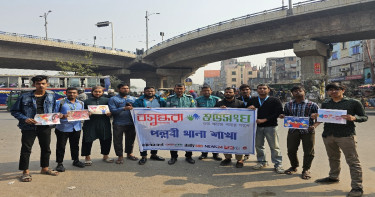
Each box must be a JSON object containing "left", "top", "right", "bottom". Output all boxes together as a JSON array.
[
  {"left": 363, "top": 39, "right": 375, "bottom": 84},
  {"left": 220, "top": 59, "right": 257, "bottom": 89},
  {"left": 203, "top": 70, "right": 221, "bottom": 91},
  {"left": 328, "top": 41, "right": 365, "bottom": 85},
  {"left": 220, "top": 58, "right": 237, "bottom": 88},
  {"left": 265, "top": 56, "right": 301, "bottom": 84},
  {"left": 248, "top": 65, "right": 271, "bottom": 89}
]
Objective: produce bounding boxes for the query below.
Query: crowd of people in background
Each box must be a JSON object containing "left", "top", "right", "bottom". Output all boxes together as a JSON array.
[{"left": 10, "top": 75, "right": 368, "bottom": 197}]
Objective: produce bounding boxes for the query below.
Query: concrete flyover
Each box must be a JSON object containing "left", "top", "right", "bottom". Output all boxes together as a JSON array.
[
  {"left": 0, "top": 32, "right": 136, "bottom": 72},
  {"left": 143, "top": 0, "right": 375, "bottom": 83}
]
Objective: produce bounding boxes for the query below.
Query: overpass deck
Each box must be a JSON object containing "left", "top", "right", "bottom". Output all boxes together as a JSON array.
[{"left": 0, "top": 31, "right": 136, "bottom": 58}]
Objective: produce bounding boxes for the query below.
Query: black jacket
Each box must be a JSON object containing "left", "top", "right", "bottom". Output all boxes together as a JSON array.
[
  {"left": 215, "top": 98, "right": 245, "bottom": 108},
  {"left": 247, "top": 96, "right": 283, "bottom": 127}
]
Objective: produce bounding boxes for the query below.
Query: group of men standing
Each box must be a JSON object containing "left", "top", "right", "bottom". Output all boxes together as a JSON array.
[{"left": 11, "top": 75, "right": 367, "bottom": 197}]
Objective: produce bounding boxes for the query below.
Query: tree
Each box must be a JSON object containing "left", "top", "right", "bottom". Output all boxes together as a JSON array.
[
  {"left": 109, "top": 75, "right": 123, "bottom": 90},
  {"left": 56, "top": 52, "right": 98, "bottom": 76}
]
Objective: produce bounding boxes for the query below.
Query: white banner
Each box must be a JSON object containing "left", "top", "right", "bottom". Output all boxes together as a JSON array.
[
  {"left": 131, "top": 108, "right": 257, "bottom": 154},
  {"left": 317, "top": 109, "right": 347, "bottom": 124}
]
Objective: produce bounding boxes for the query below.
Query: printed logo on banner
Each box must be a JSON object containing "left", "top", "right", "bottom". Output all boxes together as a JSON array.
[
  {"left": 205, "top": 145, "right": 223, "bottom": 149},
  {"left": 224, "top": 146, "right": 234, "bottom": 150},
  {"left": 186, "top": 113, "right": 200, "bottom": 121}
]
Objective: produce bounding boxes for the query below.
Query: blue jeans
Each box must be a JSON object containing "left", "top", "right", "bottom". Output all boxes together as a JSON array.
[{"left": 255, "top": 126, "right": 282, "bottom": 168}]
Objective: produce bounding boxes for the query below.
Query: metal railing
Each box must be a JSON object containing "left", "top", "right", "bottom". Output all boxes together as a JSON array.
[
  {"left": 293, "top": 0, "right": 327, "bottom": 7},
  {"left": 148, "top": 0, "right": 329, "bottom": 52},
  {"left": 0, "top": 31, "right": 136, "bottom": 54}
]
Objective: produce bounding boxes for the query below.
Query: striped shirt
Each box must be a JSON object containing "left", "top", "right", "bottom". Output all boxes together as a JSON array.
[{"left": 283, "top": 99, "right": 319, "bottom": 134}]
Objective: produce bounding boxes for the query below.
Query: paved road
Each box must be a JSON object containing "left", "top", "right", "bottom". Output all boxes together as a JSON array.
[{"left": 0, "top": 110, "right": 374, "bottom": 197}]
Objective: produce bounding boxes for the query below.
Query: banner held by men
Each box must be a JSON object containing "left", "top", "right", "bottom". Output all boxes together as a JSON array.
[{"left": 131, "top": 108, "right": 257, "bottom": 155}]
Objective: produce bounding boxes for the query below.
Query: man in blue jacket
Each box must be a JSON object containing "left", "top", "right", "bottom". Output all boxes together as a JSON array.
[
  {"left": 133, "top": 86, "right": 166, "bottom": 165},
  {"left": 11, "top": 75, "right": 59, "bottom": 182},
  {"left": 108, "top": 84, "right": 138, "bottom": 164}
]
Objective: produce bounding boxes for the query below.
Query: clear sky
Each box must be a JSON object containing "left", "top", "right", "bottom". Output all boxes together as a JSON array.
[{"left": 0, "top": 0, "right": 302, "bottom": 88}]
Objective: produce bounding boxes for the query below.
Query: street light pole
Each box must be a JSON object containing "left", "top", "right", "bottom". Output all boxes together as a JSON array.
[
  {"left": 95, "top": 21, "right": 114, "bottom": 50},
  {"left": 145, "top": 11, "right": 160, "bottom": 50},
  {"left": 111, "top": 22, "right": 114, "bottom": 50},
  {"left": 160, "top": 32, "right": 165, "bottom": 42},
  {"left": 287, "top": 0, "right": 293, "bottom": 15},
  {"left": 39, "top": 10, "right": 52, "bottom": 40}
]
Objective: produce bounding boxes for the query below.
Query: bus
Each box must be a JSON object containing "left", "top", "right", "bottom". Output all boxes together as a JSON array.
[{"left": 0, "top": 75, "right": 111, "bottom": 110}]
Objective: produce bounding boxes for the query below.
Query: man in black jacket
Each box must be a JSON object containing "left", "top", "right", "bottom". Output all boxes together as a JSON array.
[
  {"left": 215, "top": 87, "right": 246, "bottom": 168},
  {"left": 247, "top": 84, "right": 284, "bottom": 174}
]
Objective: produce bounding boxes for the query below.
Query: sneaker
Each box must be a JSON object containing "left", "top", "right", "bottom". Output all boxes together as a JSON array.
[
  {"left": 72, "top": 160, "right": 85, "bottom": 168},
  {"left": 275, "top": 166, "right": 285, "bottom": 174},
  {"left": 168, "top": 158, "right": 177, "bottom": 165},
  {"left": 252, "top": 163, "right": 267, "bottom": 170},
  {"left": 198, "top": 154, "right": 208, "bottom": 160},
  {"left": 185, "top": 157, "right": 195, "bottom": 164},
  {"left": 347, "top": 188, "right": 363, "bottom": 197},
  {"left": 212, "top": 155, "right": 223, "bottom": 161},
  {"left": 138, "top": 157, "right": 147, "bottom": 165},
  {"left": 220, "top": 159, "right": 232, "bottom": 166},
  {"left": 150, "top": 155, "right": 165, "bottom": 161},
  {"left": 315, "top": 177, "right": 339, "bottom": 184},
  {"left": 55, "top": 163, "right": 65, "bottom": 172}
]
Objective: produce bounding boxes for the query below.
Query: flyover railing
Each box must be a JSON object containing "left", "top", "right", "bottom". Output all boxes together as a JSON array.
[
  {"left": 0, "top": 31, "right": 136, "bottom": 54},
  {"left": 293, "top": 0, "right": 327, "bottom": 7},
  {"left": 148, "top": 0, "right": 328, "bottom": 52}
]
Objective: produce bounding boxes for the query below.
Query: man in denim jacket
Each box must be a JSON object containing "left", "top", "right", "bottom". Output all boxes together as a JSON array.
[
  {"left": 11, "top": 75, "right": 59, "bottom": 182},
  {"left": 108, "top": 84, "right": 138, "bottom": 164}
]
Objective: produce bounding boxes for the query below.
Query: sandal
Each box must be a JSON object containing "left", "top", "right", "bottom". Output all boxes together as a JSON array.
[
  {"left": 102, "top": 158, "right": 114, "bottom": 163},
  {"left": 127, "top": 155, "right": 138, "bottom": 161},
  {"left": 301, "top": 170, "right": 311, "bottom": 180},
  {"left": 40, "top": 169, "right": 59, "bottom": 176},
  {"left": 235, "top": 161, "right": 244, "bottom": 168},
  {"left": 116, "top": 159, "right": 124, "bottom": 164},
  {"left": 285, "top": 167, "right": 297, "bottom": 175},
  {"left": 85, "top": 160, "right": 92, "bottom": 166},
  {"left": 21, "top": 174, "right": 32, "bottom": 182}
]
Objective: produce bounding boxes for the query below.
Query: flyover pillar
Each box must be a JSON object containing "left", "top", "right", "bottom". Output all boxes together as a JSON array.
[
  {"left": 293, "top": 39, "right": 330, "bottom": 81},
  {"left": 145, "top": 76, "right": 162, "bottom": 90},
  {"left": 156, "top": 68, "right": 194, "bottom": 88},
  {"left": 116, "top": 75, "right": 131, "bottom": 86}
]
